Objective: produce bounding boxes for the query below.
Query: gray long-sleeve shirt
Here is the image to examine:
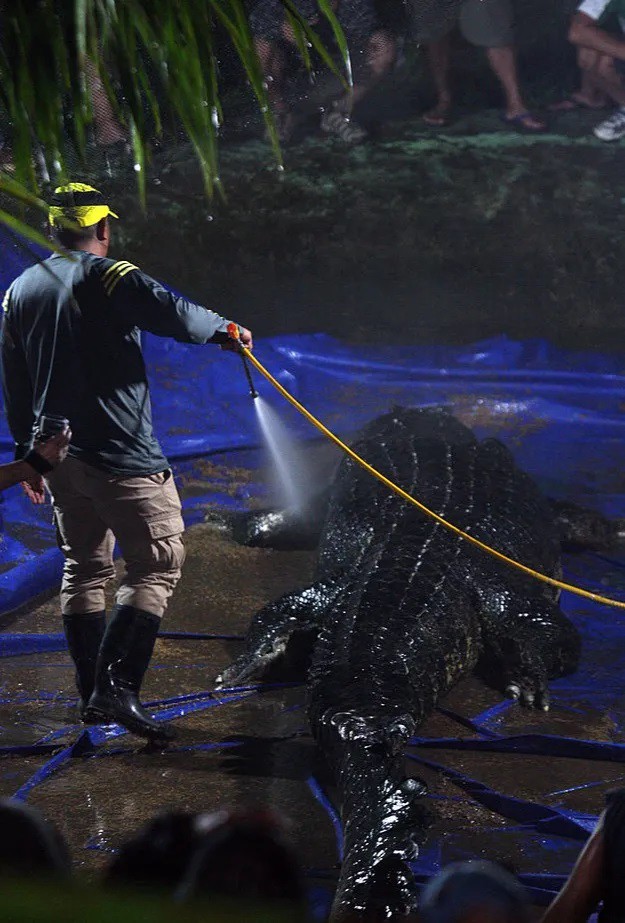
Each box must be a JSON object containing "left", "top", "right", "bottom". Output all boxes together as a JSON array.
[{"left": 1, "top": 251, "right": 236, "bottom": 475}]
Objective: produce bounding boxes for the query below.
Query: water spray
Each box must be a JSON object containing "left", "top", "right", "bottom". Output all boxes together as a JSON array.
[
  {"left": 227, "top": 323, "right": 258, "bottom": 399},
  {"left": 236, "top": 344, "right": 625, "bottom": 612}
]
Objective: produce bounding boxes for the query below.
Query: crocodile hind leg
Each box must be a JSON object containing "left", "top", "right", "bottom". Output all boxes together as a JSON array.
[
  {"left": 313, "top": 711, "right": 432, "bottom": 923},
  {"left": 551, "top": 498, "right": 625, "bottom": 552},
  {"left": 215, "top": 575, "right": 348, "bottom": 688},
  {"left": 476, "top": 581, "right": 581, "bottom": 711}
]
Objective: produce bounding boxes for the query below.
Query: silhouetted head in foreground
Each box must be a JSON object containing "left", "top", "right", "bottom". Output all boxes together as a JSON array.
[
  {"left": 105, "top": 807, "right": 305, "bottom": 911},
  {"left": 0, "top": 799, "right": 71, "bottom": 878},
  {"left": 419, "top": 861, "right": 531, "bottom": 923},
  {"left": 175, "top": 809, "right": 306, "bottom": 908},
  {"left": 104, "top": 810, "right": 206, "bottom": 892}
]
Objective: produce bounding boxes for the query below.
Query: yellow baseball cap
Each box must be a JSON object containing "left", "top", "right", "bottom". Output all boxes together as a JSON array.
[{"left": 48, "top": 182, "right": 119, "bottom": 228}]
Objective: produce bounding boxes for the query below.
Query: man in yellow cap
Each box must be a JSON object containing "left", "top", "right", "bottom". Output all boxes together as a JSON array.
[{"left": 0, "top": 182, "right": 253, "bottom": 742}]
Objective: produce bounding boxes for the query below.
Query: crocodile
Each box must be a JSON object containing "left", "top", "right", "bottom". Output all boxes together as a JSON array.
[{"left": 216, "top": 407, "right": 622, "bottom": 921}]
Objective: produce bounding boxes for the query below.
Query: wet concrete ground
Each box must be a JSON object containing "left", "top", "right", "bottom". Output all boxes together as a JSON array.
[{"left": 1, "top": 458, "right": 624, "bottom": 913}]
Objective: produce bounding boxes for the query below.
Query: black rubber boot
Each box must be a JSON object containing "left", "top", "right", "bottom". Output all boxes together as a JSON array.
[
  {"left": 62, "top": 611, "right": 106, "bottom": 719},
  {"left": 85, "top": 604, "right": 175, "bottom": 742}
]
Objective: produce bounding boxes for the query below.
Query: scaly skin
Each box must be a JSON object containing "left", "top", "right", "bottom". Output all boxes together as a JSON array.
[{"left": 218, "top": 407, "right": 619, "bottom": 919}]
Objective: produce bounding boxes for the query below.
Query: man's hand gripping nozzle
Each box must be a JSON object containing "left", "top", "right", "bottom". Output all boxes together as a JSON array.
[{"left": 227, "top": 323, "right": 258, "bottom": 400}]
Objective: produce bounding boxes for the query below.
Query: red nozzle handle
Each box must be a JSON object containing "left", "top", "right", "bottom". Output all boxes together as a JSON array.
[{"left": 227, "top": 322, "right": 240, "bottom": 341}]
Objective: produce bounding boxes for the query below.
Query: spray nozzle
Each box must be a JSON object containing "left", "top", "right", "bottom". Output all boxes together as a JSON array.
[
  {"left": 227, "top": 322, "right": 242, "bottom": 349},
  {"left": 227, "top": 323, "right": 258, "bottom": 399}
]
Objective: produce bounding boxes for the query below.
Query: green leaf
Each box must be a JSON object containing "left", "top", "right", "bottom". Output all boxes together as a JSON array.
[
  {"left": 0, "top": 208, "right": 67, "bottom": 257},
  {"left": 0, "top": 0, "right": 353, "bottom": 239}
]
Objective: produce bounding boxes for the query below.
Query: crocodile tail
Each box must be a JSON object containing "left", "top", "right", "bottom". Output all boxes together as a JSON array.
[{"left": 318, "top": 712, "right": 433, "bottom": 922}]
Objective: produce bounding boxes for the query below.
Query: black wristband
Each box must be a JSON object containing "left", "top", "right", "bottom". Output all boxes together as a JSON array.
[{"left": 23, "top": 449, "right": 54, "bottom": 475}]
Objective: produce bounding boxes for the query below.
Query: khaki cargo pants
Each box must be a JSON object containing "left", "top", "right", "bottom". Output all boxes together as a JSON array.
[{"left": 45, "top": 456, "right": 186, "bottom": 617}]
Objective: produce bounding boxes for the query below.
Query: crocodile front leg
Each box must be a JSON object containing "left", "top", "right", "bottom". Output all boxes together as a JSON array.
[{"left": 215, "top": 575, "right": 348, "bottom": 688}]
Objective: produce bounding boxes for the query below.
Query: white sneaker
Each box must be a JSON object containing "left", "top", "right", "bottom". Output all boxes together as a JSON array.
[{"left": 593, "top": 107, "right": 625, "bottom": 141}]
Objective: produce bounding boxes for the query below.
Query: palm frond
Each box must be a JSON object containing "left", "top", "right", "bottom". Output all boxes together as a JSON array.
[
  {"left": 0, "top": 0, "right": 350, "bottom": 234},
  {"left": 0, "top": 171, "right": 68, "bottom": 256}
]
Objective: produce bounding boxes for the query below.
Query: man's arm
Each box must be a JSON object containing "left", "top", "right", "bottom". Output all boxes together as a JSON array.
[
  {"left": 0, "top": 429, "right": 70, "bottom": 496},
  {"left": 569, "top": 11, "right": 625, "bottom": 60},
  {"left": 0, "top": 298, "right": 35, "bottom": 458},
  {"left": 102, "top": 262, "right": 252, "bottom": 347},
  {"left": 0, "top": 460, "right": 39, "bottom": 493},
  {"left": 541, "top": 816, "right": 605, "bottom": 923},
  {"left": 0, "top": 429, "right": 71, "bottom": 503}
]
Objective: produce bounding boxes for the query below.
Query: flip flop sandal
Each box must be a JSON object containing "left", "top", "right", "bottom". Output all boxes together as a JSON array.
[
  {"left": 499, "top": 111, "right": 547, "bottom": 133},
  {"left": 548, "top": 96, "right": 608, "bottom": 112}
]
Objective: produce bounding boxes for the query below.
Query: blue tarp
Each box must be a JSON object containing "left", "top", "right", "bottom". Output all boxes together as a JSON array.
[
  {"left": 2, "top": 225, "right": 625, "bottom": 612},
  {"left": 2, "top": 326, "right": 624, "bottom": 612},
  {"left": 2, "top": 225, "right": 625, "bottom": 906}
]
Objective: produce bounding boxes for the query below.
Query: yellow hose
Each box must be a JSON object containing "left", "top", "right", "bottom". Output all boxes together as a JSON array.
[{"left": 243, "top": 346, "right": 625, "bottom": 611}]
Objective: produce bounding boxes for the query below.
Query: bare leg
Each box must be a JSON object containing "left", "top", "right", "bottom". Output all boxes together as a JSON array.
[
  {"left": 255, "top": 36, "right": 294, "bottom": 141},
  {"left": 322, "top": 30, "right": 396, "bottom": 143},
  {"left": 573, "top": 74, "right": 607, "bottom": 106},
  {"left": 591, "top": 53, "right": 625, "bottom": 106},
  {"left": 423, "top": 34, "right": 452, "bottom": 125},
  {"left": 550, "top": 50, "right": 610, "bottom": 110},
  {"left": 84, "top": 58, "right": 126, "bottom": 146},
  {"left": 342, "top": 29, "right": 396, "bottom": 112},
  {"left": 486, "top": 45, "right": 546, "bottom": 129},
  {"left": 573, "top": 49, "right": 610, "bottom": 106}
]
